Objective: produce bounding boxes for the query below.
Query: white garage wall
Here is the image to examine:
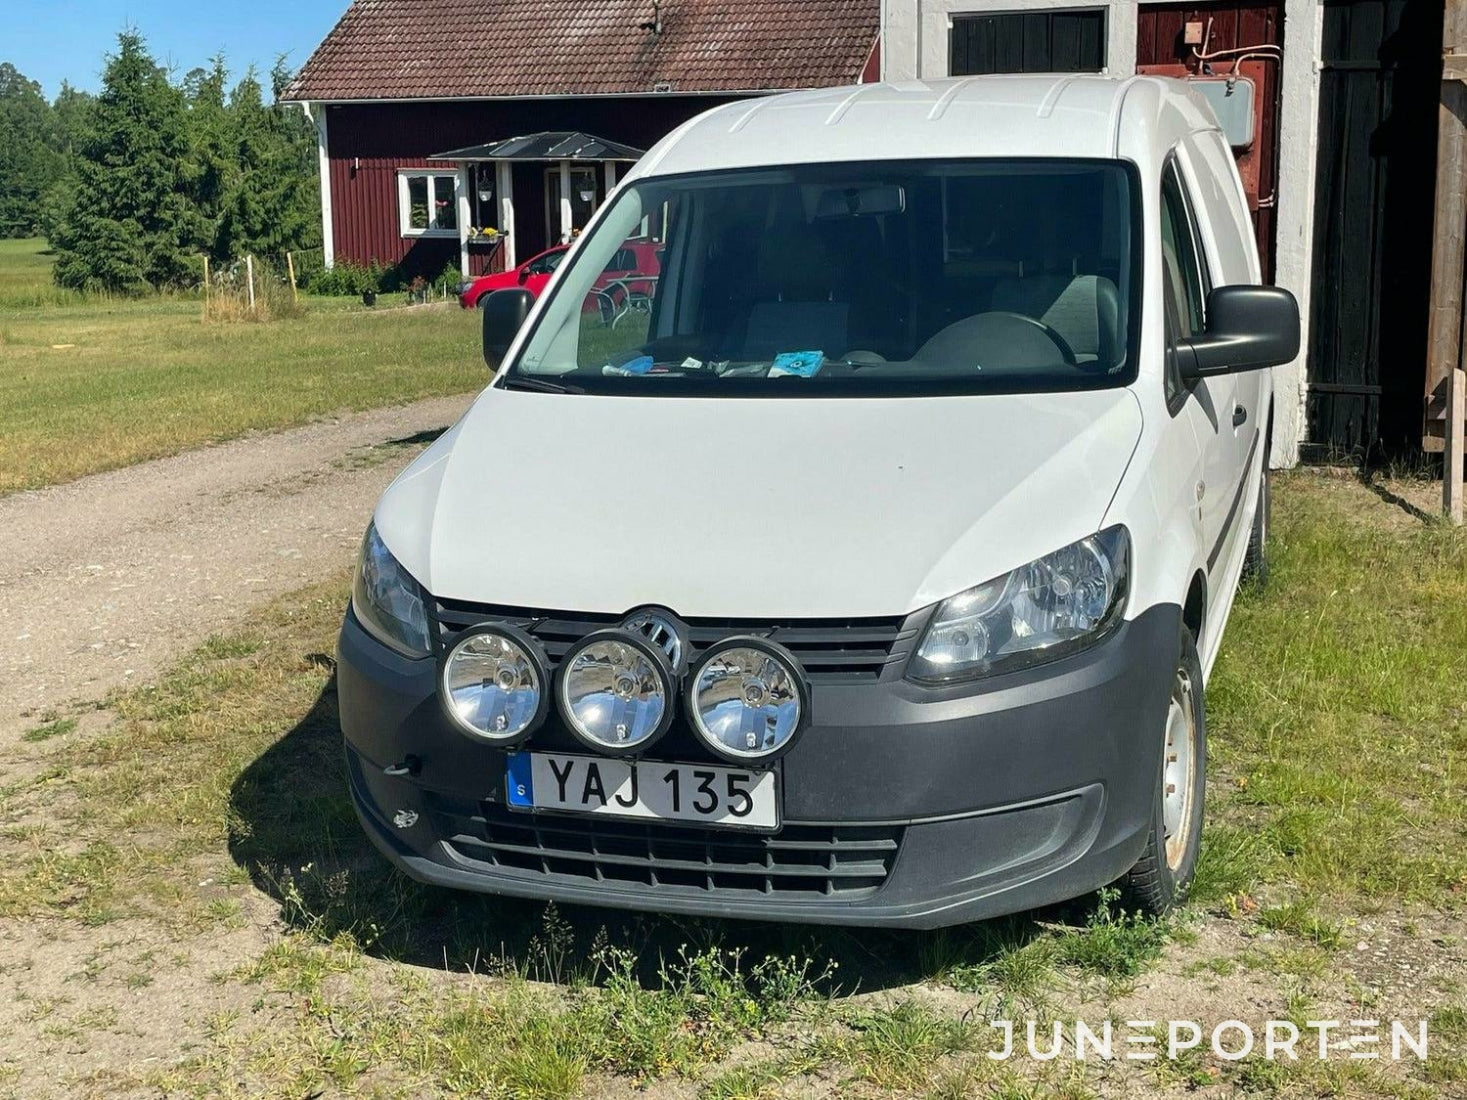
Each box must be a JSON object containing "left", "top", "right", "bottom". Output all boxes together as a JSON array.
[
  {"left": 880, "top": 0, "right": 1323, "bottom": 466},
  {"left": 882, "top": 0, "right": 1136, "bottom": 78}
]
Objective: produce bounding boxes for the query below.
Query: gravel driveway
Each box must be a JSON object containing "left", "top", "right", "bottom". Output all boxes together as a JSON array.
[{"left": 0, "top": 394, "right": 474, "bottom": 742}]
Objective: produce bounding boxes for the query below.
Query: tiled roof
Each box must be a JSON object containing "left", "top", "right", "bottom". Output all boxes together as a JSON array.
[{"left": 284, "top": 0, "right": 880, "bottom": 101}]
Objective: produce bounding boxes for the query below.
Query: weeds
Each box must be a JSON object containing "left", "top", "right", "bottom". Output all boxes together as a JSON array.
[
  {"left": 1258, "top": 899, "right": 1345, "bottom": 949},
  {"left": 1051, "top": 890, "right": 1170, "bottom": 983},
  {"left": 21, "top": 716, "right": 76, "bottom": 743},
  {"left": 830, "top": 1000, "right": 973, "bottom": 1090}
]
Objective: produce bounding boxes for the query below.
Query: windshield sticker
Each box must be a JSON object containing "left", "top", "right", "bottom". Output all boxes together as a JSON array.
[{"left": 769, "top": 351, "right": 825, "bottom": 378}]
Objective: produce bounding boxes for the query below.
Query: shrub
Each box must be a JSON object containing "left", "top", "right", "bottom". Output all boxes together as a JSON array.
[{"left": 305, "top": 259, "right": 384, "bottom": 297}]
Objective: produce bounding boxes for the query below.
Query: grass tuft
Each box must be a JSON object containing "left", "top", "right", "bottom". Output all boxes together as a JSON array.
[
  {"left": 832, "top": 1000, "right": 973, "bottom": 1090},
  {"left": 21, "top": 716, "right": 77, "bottom": 743}
]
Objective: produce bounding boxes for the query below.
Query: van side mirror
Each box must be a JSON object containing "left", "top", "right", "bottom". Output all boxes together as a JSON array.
[
  {"left": 482, "top": 288, "right": 534, "bottom": 371},
  {"left": 1179, "top": 285, "right": 1300, "bottom": 379}
]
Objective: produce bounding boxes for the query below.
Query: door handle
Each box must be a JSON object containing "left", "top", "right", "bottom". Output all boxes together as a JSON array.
[{"left": 1232, "top": 404, "right": 1248, "bottom": 428}]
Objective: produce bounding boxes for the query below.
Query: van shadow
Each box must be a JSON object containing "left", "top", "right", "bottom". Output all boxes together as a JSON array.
[{"left": 227, "top": 673, "right": 1089, "bottom": 995}]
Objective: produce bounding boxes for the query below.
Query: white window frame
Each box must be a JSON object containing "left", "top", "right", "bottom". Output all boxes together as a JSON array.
[{"left": 397, "top": 169, "right": 464, "bottom": 239}]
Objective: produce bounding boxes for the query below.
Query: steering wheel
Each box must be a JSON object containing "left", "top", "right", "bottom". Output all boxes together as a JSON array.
[
  {"left": 917, "top": 311, "right": 1078, "bottom": 370},
  {"left": 982, "top": 312, "right": 1078, "bottom": 367}
]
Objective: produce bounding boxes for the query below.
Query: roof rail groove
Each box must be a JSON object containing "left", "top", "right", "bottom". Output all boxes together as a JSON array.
[
  {"left": 926, "top": 76, "right": 981, "bottom": 121},
  {"left": 825, "top": 84, "right": 876, "bottom": 127}
]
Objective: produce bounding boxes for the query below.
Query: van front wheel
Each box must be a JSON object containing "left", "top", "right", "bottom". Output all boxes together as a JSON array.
[{"left": 1118, "top": 627, "right": 1206, "bottom": 916}]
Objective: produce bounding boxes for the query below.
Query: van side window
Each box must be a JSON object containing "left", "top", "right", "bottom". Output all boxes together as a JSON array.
[
  {"left": 1160, "top": 164, "right": 1207, "bottom": 339},
  {"left": 1160, "top": 163, "right": 1209, "bottom": 409}
]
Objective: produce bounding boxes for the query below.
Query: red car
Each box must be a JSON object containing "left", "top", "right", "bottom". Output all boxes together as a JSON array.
[{"left": 458, "top": 241, "right": 661, "bottom": 310}]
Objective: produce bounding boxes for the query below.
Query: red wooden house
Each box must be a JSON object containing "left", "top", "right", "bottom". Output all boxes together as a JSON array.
[{"left": 283, "top": 0, "right": 881, "bottom": 280}]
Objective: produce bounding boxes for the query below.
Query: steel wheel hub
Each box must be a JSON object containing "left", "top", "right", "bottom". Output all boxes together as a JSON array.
[{"left": 1162, "top": 665, "right": 1198, "bottom": 870}]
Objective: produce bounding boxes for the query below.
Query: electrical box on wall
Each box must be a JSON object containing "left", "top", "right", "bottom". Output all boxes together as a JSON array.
[
  {"left": 1187, "top": 77, "right": 1257, "bottom": 148},
  {"left": 1136, "top": 61, "right": 1271, "bottom": 213},
  {"left": 1184, "top": 21, "right": 1205, "bottom": 45}
]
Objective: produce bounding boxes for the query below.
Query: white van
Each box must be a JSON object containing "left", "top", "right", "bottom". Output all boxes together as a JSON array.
[{"left": 340, "top": 75, "right": 1298, "bottom": 928}]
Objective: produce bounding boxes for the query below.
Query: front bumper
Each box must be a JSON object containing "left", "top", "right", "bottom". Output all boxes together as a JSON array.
[{"left": 338, "top": 603, "right": 1180, "bottom": 929}]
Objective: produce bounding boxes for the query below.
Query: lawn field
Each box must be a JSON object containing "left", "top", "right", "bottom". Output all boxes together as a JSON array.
[
  {"left": 0, "top": 239, "right": 483, "bottom": 494},
  {"left": 1, "top": 473, "right": 1463, "bottom": 1099}
]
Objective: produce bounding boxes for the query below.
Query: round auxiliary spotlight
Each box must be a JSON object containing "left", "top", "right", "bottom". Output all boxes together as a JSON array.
[
  {"left": 685, "top": 637, "right": 810, "bottom": 765},
  {"left": 439, "top": 623, "right": 550, "bottom": 745},
  {"left": 557, "top": 629, "right": 676, "bottom": 756}
]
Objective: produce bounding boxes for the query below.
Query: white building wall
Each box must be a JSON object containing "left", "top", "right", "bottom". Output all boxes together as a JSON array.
[
  {"left": 1268, "top": 0, "right": 1322, "bottom": 467},
  {"left": 880, "top": 0, "right": 1323, "bottom": 467}
]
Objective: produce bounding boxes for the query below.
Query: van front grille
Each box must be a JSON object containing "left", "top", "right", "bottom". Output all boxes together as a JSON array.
[
  {"left": 436, "top": 803, "right": 901, "bottom": 898},
  {"left": 429, "top": 598, "right": 921, "bottom": 682}
]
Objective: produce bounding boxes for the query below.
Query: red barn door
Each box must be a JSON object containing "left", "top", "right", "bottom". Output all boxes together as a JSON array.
[{"left": 1136, "top": 1, "right": 1284, "bottom": 280}]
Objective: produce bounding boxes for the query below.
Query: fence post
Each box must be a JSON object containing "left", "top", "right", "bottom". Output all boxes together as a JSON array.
[
  {"left": 246, "top": 254, "right": 256, "bottom": 314},
  {"left": 201, "top": 255, "right": 210, "bottom": 319},
  {"left": 286, "top": 251, "right": 298, "bottom": 304},
  {"left": 1448, "top": 367, "right": 1465, "bottom": 524}
]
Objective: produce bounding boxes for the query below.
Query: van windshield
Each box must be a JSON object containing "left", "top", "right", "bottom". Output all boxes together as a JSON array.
[{"left": 503, "top": 159, "right": 1139, "bottom": 397}]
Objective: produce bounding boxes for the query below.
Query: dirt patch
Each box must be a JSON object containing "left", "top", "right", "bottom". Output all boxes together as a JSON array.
[{"left": 0, "top": 395, "right": 472, "bottom": 744}]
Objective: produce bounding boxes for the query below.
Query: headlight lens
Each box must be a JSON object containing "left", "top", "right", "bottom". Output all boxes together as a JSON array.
[
  {"left": 909, "top": 526, "right": 1130, "bottom": 683},
  {"left": 441, "top": 625, "right": 548, "bottom": 743},
  {"left": 686, "top": 638, "right": 809, "bottom": 764},
  {"left": 557, "top": 630, "right": 674, "bottom": 755},
  {"left": 352, "top": 522, "right": 431, "bottom": 658}
]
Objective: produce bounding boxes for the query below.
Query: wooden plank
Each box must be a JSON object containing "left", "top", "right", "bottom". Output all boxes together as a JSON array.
[
  {"left": 1447, "top": 368, "right": 1465, "bottom": 523},
  {"left": 1137, "top": 10, "right": 1158, "bottom": 62},
  {"left": 1021, "top": 12, "right": 1049, "bottom": 71},
  {"left": 1425, "top": 0, "right": 1467, "bottom": 448}
]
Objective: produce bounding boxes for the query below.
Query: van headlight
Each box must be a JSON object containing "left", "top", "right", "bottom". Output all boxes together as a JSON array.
[
  {"left": 908, "top": 527, "right": 1130, "bottom": 683},
  {"left": 352, "top": 522, "right": 431, "bottom": 658}
]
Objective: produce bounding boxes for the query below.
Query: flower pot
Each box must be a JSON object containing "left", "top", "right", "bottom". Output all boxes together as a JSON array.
[{"left": 362, "top": 290, "right": 377, "bottom": 307}]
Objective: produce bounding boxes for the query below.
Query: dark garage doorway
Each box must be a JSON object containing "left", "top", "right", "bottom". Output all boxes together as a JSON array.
[{"left": 1307, "top": 0, "right": 1444, "bottom": 457}]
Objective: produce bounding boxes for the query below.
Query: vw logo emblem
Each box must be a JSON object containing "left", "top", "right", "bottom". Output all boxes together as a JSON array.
[{"left": 622, "top": 607, "right": 686, "bottom": 670}]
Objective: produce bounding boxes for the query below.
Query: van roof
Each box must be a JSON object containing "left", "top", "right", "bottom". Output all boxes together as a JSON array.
[{"left": 632, "top": 74, "right": 1221, "bottom": 179}]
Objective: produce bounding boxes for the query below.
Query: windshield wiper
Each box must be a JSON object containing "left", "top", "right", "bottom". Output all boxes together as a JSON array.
[{"left": 497, "top": 375, "right": 585, "bottom": 395}]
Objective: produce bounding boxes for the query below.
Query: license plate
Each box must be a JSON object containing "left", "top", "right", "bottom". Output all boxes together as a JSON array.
[{"left": 504, "top": 752, "right": 779, "bottom": 830}]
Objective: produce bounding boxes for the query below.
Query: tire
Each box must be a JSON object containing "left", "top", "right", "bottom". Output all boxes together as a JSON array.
[
  {"left": 1242, "top": 463, "right": 1270, "bottom": 586},
  {"left": 1118, "top": 627, "right": 1206, "bottom": 917}
]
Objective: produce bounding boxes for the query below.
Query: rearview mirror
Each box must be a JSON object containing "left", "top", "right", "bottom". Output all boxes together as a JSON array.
[
  {"left": 482, "top": 288, "right": 534, "bottom": 371},
  {"left": 814, "top": 184, "right": 906, "bottom": 219},
  {"left": 1179, "top": 285, "right": 1300, "bottom": 379}
]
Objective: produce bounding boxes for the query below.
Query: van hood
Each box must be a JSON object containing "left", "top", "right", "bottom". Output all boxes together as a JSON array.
[{"left": 376, "top": 388, "right": 1143, "bottom": 619}]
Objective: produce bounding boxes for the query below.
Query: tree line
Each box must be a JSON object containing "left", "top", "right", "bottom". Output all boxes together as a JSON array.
[{"left": 0, "top": 31, "right": 320, "bottom": 293}]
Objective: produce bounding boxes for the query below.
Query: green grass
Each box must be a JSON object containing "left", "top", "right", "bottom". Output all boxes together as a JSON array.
[
  {"left": 1202, "top": 474, "right": 1467, "bottom": 907},
  {"left": 1, "top": 471, "right": 1463, "bottom": 1098},
  {"left": 0, "top": 238, "right": 484, "bottom": 494},
  {"left": 0, "top": 238, "right": 86, "bottom": 308}
]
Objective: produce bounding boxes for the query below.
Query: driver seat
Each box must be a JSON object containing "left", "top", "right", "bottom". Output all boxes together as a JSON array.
[{"left": 989, "top": 272, "right": 1121, "bottom": 369}]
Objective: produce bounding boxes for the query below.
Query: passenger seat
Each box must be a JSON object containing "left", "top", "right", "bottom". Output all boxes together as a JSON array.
[{"left": 735, "top": 224, "right": 850, "bottom": 361}]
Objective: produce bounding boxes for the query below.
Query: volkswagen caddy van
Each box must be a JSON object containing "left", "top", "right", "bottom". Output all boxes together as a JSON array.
[{"left": 339, "top": 75, "right": 1299, "bottom": 929}]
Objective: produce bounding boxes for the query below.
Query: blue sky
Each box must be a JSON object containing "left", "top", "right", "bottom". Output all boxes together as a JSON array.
[{"left": 6, "top": 1, "right": 346, "bottom": 98}]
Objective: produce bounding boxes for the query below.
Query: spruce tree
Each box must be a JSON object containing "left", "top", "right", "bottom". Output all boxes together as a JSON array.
[
  {"left": 0, "top": 64, "right": 65, "bottom": 237},
  {"left": 184, "top": 56, "right": 233, "bottom": 260},
  {"left": 51, "top": 32, "right": 202, "bottom": 291},
  {"left": 214, "top": 64, "right": 320, "bottom": 260}
]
